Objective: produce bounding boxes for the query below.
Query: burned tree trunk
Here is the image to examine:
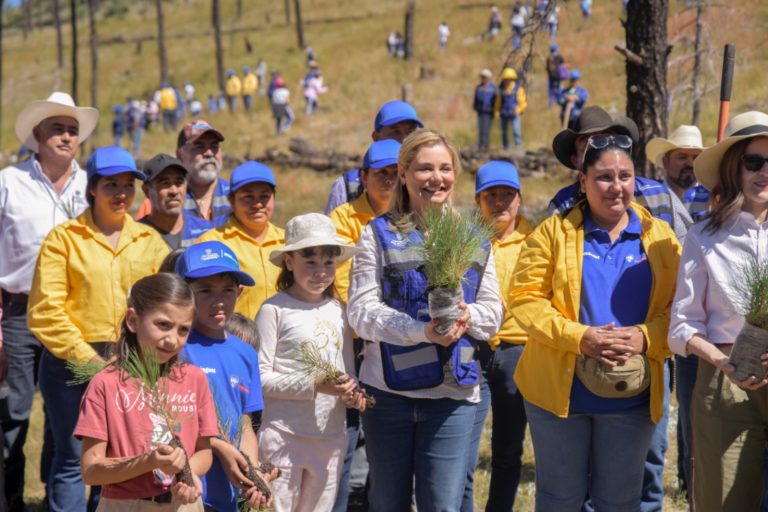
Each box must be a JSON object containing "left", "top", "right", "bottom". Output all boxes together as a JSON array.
[
  {"left": 54, "top": 0, "right": 64, "bottom": 69},
  {"left": 403, "top": 1, "right": 414, "bottom": 60},
  {"left": 213, "top": 0, "right": 225, "bottom": 92},
  {"left": 70, "top": 0, "right": 78, "bottom": 104},
  {"left": 691, "top": 0, "right": 704, "bottom": 125},
  {"left": 294, "top": 0, "right": 305, "bottom": 49},
  {"left": 155, "top": 0, "right": 168, "bottom": 84},
  {"left": 88, "top": 0, "right": 98, "bottom": 112},
  {"left": 624, "top": 0, "right": 670, "bottom": 178},
  {"left": 284, "top": 0, "right": 291, "bottom": 24}
]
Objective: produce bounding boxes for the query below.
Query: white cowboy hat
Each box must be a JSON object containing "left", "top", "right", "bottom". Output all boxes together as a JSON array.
[
  {"left": 645, "top": 125, "right": 706, "bottom": 167},
  {"left": 15, "top": 92, "right": 99, "bottom": 152},
  {"left": 269, "top": 213, "right": 360, "bottom": 265},
  {"left": 694, "top": 111, "right": 768, "bottom": 191}
]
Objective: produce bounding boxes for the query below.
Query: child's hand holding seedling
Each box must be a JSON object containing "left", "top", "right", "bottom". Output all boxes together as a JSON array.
[{"left": 171, "top": 472, "right": 203, "bottom": 504}]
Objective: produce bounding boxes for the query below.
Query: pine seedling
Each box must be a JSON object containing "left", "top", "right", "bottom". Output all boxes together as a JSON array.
[
  {"left": 66, "top": 358, "right": 108, "bottom": 385},
  {"left": 733, "top": 256, "right": 768, "bottom": 329},
  {"left": 296, "top": 341, "right": 375, "bottom": 408}
]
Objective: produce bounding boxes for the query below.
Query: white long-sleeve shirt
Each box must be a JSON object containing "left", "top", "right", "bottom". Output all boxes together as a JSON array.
[
  {"left": 669, "top": 211, "right": 768, "bottom": 355},
  {"left": 347, "top": 224, "right": 503, "bottom": 402},
  {"left": 256, "top": 292, "right": 355, "bottom": 438},
  {"left": 0, "top": 156, "right": 87, "bottom": 294}
]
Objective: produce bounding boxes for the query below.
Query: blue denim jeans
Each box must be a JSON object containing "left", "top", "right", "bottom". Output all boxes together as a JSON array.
[
  {"left": 39, "top": 350, "right": 100, "bottom": 512},
  {"left": 500, "top": 116, "right": 522, "bottom": 149},
  {"left": 547, "top": 78, "right": 561, "bottom": 108},
  {"left": 0, "top": 301, "right": 43, "bottom": 510},
  {"left": 486, "top": 344, "right": 527, "bottom": 511},
  {"left": 362, "top": 385, "right": 476, "bottom": 512},
  {"left": 461, "top": 343, "right": 492, "bottom": 512},
  {"left": 477, "top": 113, "right": 493, "bottom": 151},
  {"left": 525, "top": 400, "right": 656, "bottom": 512},
  {"left": 640, "top": 361, "right": 670, "bottom": 512}
]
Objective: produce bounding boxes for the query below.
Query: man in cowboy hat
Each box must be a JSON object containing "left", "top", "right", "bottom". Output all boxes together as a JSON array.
[
  {"left": 547, "top": 105, "right": 678, "bottom": 512},
  {"left": 646, "top": 125, "right": 710, "bottom": 227},
  {"left": 0, "top": 91, "right": 98, "bottom": 510}
]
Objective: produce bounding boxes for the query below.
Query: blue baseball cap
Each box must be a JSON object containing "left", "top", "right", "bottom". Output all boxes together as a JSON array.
[
  {"left": 230, "top": 161, "right": 277, "bottom": 193},
  {"left": 374, "top": 101, "right": 424, "bottom": 132},
  {"left": 86, "top": 146, "right": 144, "bottom": 181},
  {"left": 176, "top": 241, "right": 255, "bottom": 286},
  {"left": 475, "top": 161, "right": 521, "bottom": 195},
  {"left": 570, "top": 70, "right": 581, "bottom": 80},
  {"left": 550, "top": 43, "right": 559, "bottom": 52},
  {"left": 363, "top": 139, "right": 401, "bottom": 170}
]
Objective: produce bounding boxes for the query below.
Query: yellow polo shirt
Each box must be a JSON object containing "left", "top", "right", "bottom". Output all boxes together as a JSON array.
[
  {"left": 28, "top": 210, "right": 169, "bottom": 363},
  {"left": 197, "top": 217, "right": 285, "bottom": 319},
  {"left": 489, "top": 217, "right": 533, "bottom": 349},
  {"left": 329, "top": 193, "right": 376, "bottom": 303}
]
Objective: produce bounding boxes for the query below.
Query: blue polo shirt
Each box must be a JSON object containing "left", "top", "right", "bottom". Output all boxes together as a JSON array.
[
  {"left": 183, "top": 177, "right": 231, "bottom": 229},
  {"left": 182, "top": 330, "right": 263, "bottom": 512},
  {"left": 570, "top": 207, "right": 652, "bottom": 413}
]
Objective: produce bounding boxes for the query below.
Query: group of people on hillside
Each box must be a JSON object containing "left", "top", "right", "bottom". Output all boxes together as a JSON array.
[{"left": 3, "top": 86, "right": 768, "bottom": 512}]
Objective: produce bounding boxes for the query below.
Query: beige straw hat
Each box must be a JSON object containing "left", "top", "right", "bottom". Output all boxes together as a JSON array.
[
  {"left": 269, "top": 213, "right": 360, "bottom": 265},
  {"left": 645, "top": 125, "right": 706, "bottom": 167},
  {"left": 15, "top": 92, "right": 99, "bottom": 152},
  {"left": 694, "top": 111, "right": 768, "bottom": 191}
]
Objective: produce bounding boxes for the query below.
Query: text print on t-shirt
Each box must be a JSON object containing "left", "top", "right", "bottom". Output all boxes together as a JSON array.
[{"left": 115, "top": 384, "right": 199, "bottom": 415}]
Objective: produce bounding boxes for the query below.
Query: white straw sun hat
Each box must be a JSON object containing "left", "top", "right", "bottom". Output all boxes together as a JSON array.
[
  {"left": 645, "top": 125, "right": 706, "bottom": 167},
  {"left": 15, "top": 92, "right": 99, "bottom": 152},
  {"left": 269, "top": 213, "right": 360, "bottom": 265},
  {"left": 694, "top": 111, "right": 768, "bottom": 191}
]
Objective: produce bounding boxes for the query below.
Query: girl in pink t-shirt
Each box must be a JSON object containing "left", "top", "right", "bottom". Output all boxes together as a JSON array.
[{"left": 75, "top": 273, "right": 219, "bottom": 511}]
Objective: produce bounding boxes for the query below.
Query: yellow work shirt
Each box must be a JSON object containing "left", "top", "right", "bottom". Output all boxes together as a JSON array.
[
  {"left": 226, "top": 76, "right": 242, "bottom": 97},
  {"left": 197, "top": 217, "right": 285, "bottom": 319},
  {"left": 329, "top": 193, "right": 376, "bottom": 303},
  {"left": 28, "top": 210, "right": 170, "bottom": 363},
  {"left": 489, "top": 217, "right": 533, "bottom": 349},
  {"left": 510, "top": 202, "right": 680, "bottom": 423},
  {"left": 242, "top": 73, "right": 258, "bottom": 95}
]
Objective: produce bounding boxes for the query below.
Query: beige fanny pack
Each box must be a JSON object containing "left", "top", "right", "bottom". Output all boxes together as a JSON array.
[{"left": 575, "top": 354, "right": 650, "bottom": 398}]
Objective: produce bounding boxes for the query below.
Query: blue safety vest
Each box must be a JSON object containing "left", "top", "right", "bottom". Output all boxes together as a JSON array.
[
  {"left": 499, "top": 82, "right": 521, "bottom": 118},
  {"left": 370, "top": 215, "right": 490, "bottom": 391}
]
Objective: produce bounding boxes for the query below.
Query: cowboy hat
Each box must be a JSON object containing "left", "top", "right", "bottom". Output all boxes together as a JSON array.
[
  {"left": 645, "top": 125, "right": 706, "bottom": 167},
  {"left": 269, "top": 213, "right": 360, "bottom": 265},
  {"left": 694, "top": 111, "right": 768, "bottom": 191},
  {"left": 15, "top": 92, "right": 99, "bottom": 152},
  {"left": 552, "top": 106, "right": 639, "bottom": 168}
]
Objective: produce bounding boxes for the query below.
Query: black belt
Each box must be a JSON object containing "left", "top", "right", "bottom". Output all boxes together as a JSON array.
[
  {"left": 140, "top": 491, "right": 173, "bottom": 504},
  {"left": 1, "top": 291, "right": 29, "bottom": 317}
]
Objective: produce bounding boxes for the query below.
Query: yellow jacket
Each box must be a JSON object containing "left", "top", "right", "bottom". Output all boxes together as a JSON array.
[
  {"left": 159, "top": 87, "right": 177, "bottom": 111},
  {"left": 329, "top": 193, "right": 376, "bottom": 303},
  {"left": 197, "top": 218, "right": 285, "bottom": 318},
  {"left": 511, "top": 203, "right": 680, "bottom": 423},
  {"left": 489, "top": 217, "right": 533, "bottom": 349},
  {"left": 28, "top": 210, "right": 169, "bottom": 362},
  {"left": 226, "top": 76, "right": 242, "bottom": 97},
  {"left": 242, "top": 73, "right": 258, "bottom": 95},
  {"left": 495, "top": 80, "right": 528, "bottom": 117}
]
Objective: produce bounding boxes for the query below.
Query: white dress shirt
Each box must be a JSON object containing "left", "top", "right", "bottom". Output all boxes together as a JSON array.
[
  {"left": 347, "top": 224, "right": 503, "bottom": 402},
  {"left": 669, "top": 211, "right": 768, "bottom": 355},
  {"left": 0, "top": 156, "right": 88, "bottom": 294}
]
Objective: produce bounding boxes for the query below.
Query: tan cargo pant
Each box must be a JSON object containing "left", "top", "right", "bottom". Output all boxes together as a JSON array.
[
  {"left": 96, "top": 497, "right": 204, "bottom": 512},
  {"left": 691, "top": 346, "right": 768, "bottom": 512}
]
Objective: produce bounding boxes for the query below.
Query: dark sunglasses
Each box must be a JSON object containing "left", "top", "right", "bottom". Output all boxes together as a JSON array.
[
  {"left": 581, "top": 134, "right": 633, "bottom": 169},
  {"left": 742, "top": 154, "right": 768, "bottom": 172}
]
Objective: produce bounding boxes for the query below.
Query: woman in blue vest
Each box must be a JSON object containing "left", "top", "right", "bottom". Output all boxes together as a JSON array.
[{"left": 347, "top": 129, "right": 503, "bottom": 512}]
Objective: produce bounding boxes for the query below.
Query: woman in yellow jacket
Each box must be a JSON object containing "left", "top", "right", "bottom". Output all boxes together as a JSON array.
[
  {"left": 28, "top": 146, "right": 168, "bottom": 511},
  {"left": 196, "top": 161, "right": 285, "bottom": 319},
  {"left": 510, "top": 135, "right": 680, "bottom": 511}
]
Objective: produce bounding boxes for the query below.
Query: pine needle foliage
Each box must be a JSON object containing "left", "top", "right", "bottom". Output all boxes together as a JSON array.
[
  {"left": 419, "top": 207, "right": 494, "bottom": 291},
  {"left": 733, "top": 256, "right": 768, "bottom": 329},
  {"left": 296, "top": 341, "right": 375, "bottom": 408},
  {"left": 66, "top": 359, "right": 108, "bottom": 385}
]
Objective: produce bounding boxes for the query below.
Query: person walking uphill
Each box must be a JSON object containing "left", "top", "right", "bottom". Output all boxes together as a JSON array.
[
  {"left": 496, "top": 67, "right": 527, "bottom": 150},
  {"left": 225, "top": 70, "right": 242, "bottom": 113},
  {"left": 474, "top": 69, "right": 497, "bottom": 152},
  {"left": 511, "top": 133, "right": 681, "bottom": 512},
  {"left": 28, "top": 146, "right": 169, "bottom": 512},
  {"left": 0, "top": 91, "right": 98, "bottom": 512},
  {"left": 242, "top": 66, "right": 258, "bottom": 112},
  {"left": 347, "top": 129, "right": 502, "bottom": 512},
  {"left": 560, "top": 70, "right": 588, "bottom": 130}
]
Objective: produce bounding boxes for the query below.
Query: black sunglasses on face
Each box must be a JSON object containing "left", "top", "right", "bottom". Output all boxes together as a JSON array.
[
  {"left": 742, "top": 154, "right": 768, "bottom": 172},
  {"left": 581, "top": 134, "right": 633, "bottom": 169}
]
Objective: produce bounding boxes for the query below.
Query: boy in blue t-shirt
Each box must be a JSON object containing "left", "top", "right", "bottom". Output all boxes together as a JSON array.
[{"left": 176, "top": 240, "right": 273, "bottom": 511}]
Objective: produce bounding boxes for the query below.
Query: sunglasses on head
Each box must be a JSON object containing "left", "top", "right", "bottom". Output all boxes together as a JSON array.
[
  {"left": 742, "top": 154, "right": 768, "bottom": 172},
  {"left": 580, "top": 134, "right": 633, "bottom": 169}
]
